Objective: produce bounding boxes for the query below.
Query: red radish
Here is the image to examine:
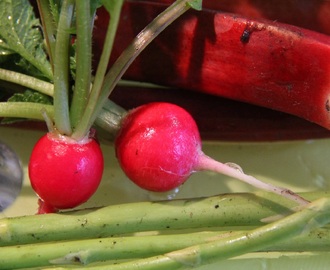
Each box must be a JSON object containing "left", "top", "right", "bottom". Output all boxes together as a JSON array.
[
  {"left": 115, "top": 102, "right": 309, "bottom": 205},
  {"left": 28, "top": 133, "right": 104, "bottom": 212}
]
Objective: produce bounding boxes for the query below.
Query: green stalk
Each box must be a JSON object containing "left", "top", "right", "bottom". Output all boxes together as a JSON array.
[
  {"left": 71, "top": 0, "right": 124, "bottom": 140},
  {"left": 0, "top": 192, "right": 328, "bottom": 247},
  {"left": 3, "top": 226, "right": 330, "bottom": 269},
  {"left": 37, "top": 0, "right": 57, "bottom": 71},
  {"left": 53, "top": 0, "right": 74, "bottom": 135},
  {"left": 0, "top": 68, "right": 54, "bottom": 96},
  {"left": 50, "top": 198, "right": 330, "bottom": 270},
  {"left": 0, "top": 231, "right": 221, "bottom": 269},
  {"left": 0, "top": 102, "right": 54, "bottom": 120},
  {"left": 93, "top": 99, "right": 127, "bottom": 143},
  {"left": 42, "top": 252, "right": 330, "bottom": 270},
  {"left": 0, "top": 68, "right": 124, "bottom": 136},
  {"left": 71, "top": 0, "right": 192, "bottom": 140},
  {"left": 69, "top": 0, "right": 92, "bottom": 130}
]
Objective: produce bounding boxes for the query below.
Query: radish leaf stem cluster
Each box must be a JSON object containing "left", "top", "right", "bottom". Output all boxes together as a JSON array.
[{"left": 0, "top": 0, "right": 198, "bottom": 141}]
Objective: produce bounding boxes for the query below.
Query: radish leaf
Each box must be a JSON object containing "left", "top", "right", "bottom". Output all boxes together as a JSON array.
[
  {"left": 187, "top": 0, "right": 203, "bottom": 11},
  {"left": 0, "top": 38, "right": 15, "bottom": 58},
  {"left": 8, "top": 89, "right": 52, "bottom": 104},
  {"left": 0, "top": 0, "right": 53, "bottom": 80},
  {"left": 48, "top": 0, "right": 61, "bottom": 27}
]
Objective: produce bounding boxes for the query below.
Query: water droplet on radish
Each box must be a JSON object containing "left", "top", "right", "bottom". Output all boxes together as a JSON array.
[{"left": 147, "top": 187, "right": 180, "bottom": 201}]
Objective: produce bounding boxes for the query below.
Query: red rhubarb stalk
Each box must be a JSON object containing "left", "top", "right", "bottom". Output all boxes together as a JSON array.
[
  {"left": 134, "top": 0, "right": 330, "bottom": 35},
  {"left": 96, "top": 3, "right": 330, "bottom": 130}
]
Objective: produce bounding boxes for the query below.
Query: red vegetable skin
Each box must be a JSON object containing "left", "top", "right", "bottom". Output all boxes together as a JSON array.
[
  {"left": 29, "top": 133, "right": 104, "bottom": 212},
  {"left": 99, "top": 4, "right": 330, "bottom": 131},
  {"left": 115, "top": 102, "right": 308, "bottom": 205},
  {"left": 141, "top": 0, "right": 330, "bottom": 35}
]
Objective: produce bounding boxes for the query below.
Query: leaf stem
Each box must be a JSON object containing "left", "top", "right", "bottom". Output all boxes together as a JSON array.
[
  {"left": 0, "top": 102, "right": 54, "bottom": 120},
  {"left": 0, "top": 68, "right": 54, "bottom": 96},
  {"left": 69, "top": 0, "right": 92, "bottom": 130},
  {"left": 37, "top": 0, "right": 57, "bottom": 71},
  {"left": 93, "top": 99, "right": 127, "bottom": 143},
  {"left": 71, "top": 0, "right": 124, "bottom": 140},
  {"left": 53, "top": 0, "right": 74, "bottom": 135},
  {"left": 99, "top": 0, "right": 192, "bottom": 101},
  {"left": 71, "top": 0, "right": 192, "bottom": 140}
]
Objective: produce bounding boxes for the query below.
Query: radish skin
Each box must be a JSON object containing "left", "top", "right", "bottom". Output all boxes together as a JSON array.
[
  {"left": 115, "top": 103, "right": 201, "bottom": 192},
  {"left": 115, "top": 102, "right": 309, "bottom": 205},
  {"left": 29, "top": 133, "right": 104, "bottom": 212}
]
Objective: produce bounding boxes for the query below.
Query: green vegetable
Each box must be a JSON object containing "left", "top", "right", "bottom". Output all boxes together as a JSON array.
[
  {"left": 1, "top": 192, "right": 330, "bottom": 269},
  {"left": 1, "top": 1, "right": 329, "bottom": 269},
  {"left": 0, "top": 192, "right": 327, "bottom": 247},
  {"left": 55, "top": 197, "right": 330, "bottom": 270},
  {"left": 2, "top": 228, "right": 330, "bottom": 269},
  {"left": 0, "top": 0, "right": 53, "bottom": 80}
]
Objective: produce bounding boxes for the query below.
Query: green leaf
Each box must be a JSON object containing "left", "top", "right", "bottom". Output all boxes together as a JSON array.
[
  {"left": 0, "top": 0, "right": 53, "bottom": 80},
  {"left": 91, "top": 0, "right": 102, "bottom": 15},
  {"left": 7, "top": 89, "right": 53, "bottom": 104},
  {"left": 49, "top": 0, "right": 61, "bottom": 28},
  {"left": 187, "top": 0, "right": 203, "bottom": 11},
  {"left": 70, "top": 41, "right": 76, "bottom": 80},
  {"left": 1, "top": 89, "right": 52, "bottom": 124},
  {"left": 0, "top": 37, "right": 15, "bottom": 56}
]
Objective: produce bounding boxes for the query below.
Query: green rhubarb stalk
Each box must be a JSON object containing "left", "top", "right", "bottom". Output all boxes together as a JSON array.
[
  {"left": 69, "top": 0, "right": 92, "bottom": 130},
  {"left": 3, "top": 226, "right": 330, "bottom": 269},
  {"left": 0, "top": 231, "right": 221, "bottom": 269},
  {"left": 0, "top": 68, "right": 54, "bottom": 97},
  {"left": 71, "top": 0, "right": 124, "bottom": 140},
  {"left": 0, "top": 102, "right": 54, "bottom": 120},
  {"left": 53, "top": 0, "right": 74, "bottom": 135},
  {"left": 0, "top": 192, "right": 328, "bottom": 247},
  {"left": 49, "top": 197, "right": 330, "bottom": 270},
  {"left": 71, "top": 0, "right": 197, "bottom": 140}
]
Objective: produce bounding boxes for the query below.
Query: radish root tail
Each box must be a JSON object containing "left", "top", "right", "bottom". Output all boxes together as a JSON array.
[{"left": 197, "top": 154, "right": 310, "bottom": 206}]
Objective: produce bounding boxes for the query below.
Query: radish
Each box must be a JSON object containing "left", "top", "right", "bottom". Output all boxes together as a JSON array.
[
  {"left": 0, "top": 0, "right": 201, "bottom": 213},
  {"left": 28, "top": 132, "right": 104, "bottom": 212},
  {"left": 115, "top": 102, "right": 309, "bottom": 205}
]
